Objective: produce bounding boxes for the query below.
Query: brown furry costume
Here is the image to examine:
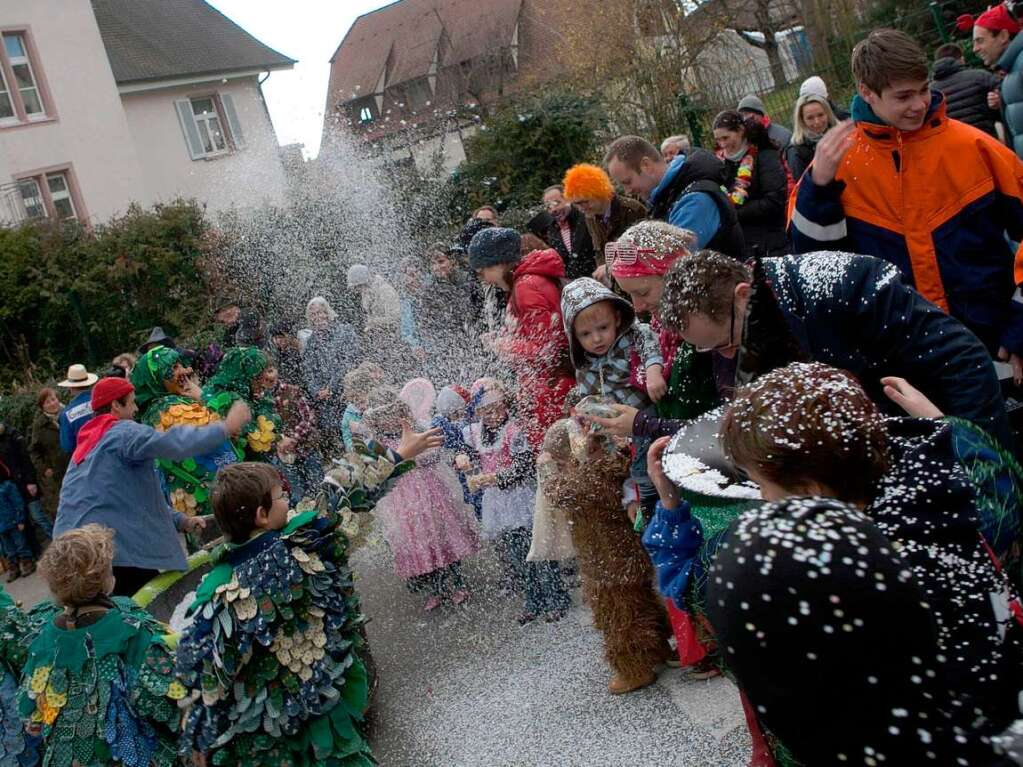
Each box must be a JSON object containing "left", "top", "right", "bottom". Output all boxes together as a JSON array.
[{"left": 542, "top": 428, "right": 671, "bottom": 678}]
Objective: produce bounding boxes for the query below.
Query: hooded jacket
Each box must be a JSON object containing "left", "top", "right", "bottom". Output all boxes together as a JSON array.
[
  {"left": 789, "top": 92, "right": 1023, "bottom": 357},
  {"left": 999, "top": 32, "right": 1023, "bottom": 159},
  {"left": 648, "top": 150, "right": 746, "bottom": 259},
  {"left": 932, "top": 56, "right": 1000, "bottom": 136},
  {"left": 560, "top": 278, "right": 662, "bottom": 408},
  {"left": 496, "top": 249, "right": 574, "bottom": 448}
]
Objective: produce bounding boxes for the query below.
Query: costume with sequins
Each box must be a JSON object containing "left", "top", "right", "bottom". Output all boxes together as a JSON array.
[
  {"left": 16, "top": 597, "right": 184, "bottom": 767},
  {"left": 176, "top": 438, "right": 413, "bottom": 766},
  {"left": 131, "top": 346, "right": 240, "bottom": 519},
  {"left": 202, "top": 347, "right": 282, "bottom": 461}
]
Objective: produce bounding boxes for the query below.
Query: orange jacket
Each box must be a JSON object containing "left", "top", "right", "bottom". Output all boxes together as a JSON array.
[{"left": 789, "top": 93, "right": 1023, "bottom": 355}]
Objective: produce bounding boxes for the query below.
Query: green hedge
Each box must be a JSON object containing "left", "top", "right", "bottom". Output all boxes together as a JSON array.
[{"left": 0, "top": 200, "right": 223, "bottom": 387}]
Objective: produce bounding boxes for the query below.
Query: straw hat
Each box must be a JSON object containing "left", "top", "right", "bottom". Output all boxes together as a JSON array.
[{"left": 58, "top": 363, "right": 99, "bottom": 389}]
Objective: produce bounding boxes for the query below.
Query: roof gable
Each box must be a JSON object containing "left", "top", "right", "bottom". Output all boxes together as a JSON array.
[
  {"left": 327, "top": 0, "right": 522, "bottom": 105},
  {"left": 91, "top": 0, "right": 295, "bottom": 85}
]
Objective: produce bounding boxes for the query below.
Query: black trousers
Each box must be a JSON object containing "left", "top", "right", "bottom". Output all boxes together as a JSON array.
[{"left": 112, "top": 566, "right": 159, "bottom": 598}]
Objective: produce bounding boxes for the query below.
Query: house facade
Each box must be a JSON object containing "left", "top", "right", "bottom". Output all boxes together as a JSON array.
[
  {"left": 322, "top": 0, "right": 577, "bottom": 172},
  {"left": 0, "top": 0, "right": 294, "bottom": 227}
]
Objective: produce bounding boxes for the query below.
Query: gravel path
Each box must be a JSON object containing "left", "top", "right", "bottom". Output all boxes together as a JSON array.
[{"left": 354, "top": 535, "right": 749, "bottom": 767}]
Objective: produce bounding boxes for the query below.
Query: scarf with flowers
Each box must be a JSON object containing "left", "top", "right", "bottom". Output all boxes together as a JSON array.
[{"left": 727, "top": 146, "right": 757, "bottom": 206}]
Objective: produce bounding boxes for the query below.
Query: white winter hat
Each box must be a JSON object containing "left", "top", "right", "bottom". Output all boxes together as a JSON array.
[
  {"left": 347, "top": 264, "right": 370, "bottom": 287},
  {"left": 435, "top": 386, "right": 467, "bottom": 416},
  {"left": 799, "top": 75, "right": 829, "bottom": 99}
]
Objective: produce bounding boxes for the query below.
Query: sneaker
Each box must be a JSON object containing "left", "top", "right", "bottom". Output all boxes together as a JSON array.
[
  {"left": 19, "top": 560, "right": 35, "bottom": 577},
  {"left": 450, "top": 590, "right": 469, "bottom": 605},
  {"left": 688, "top": 658, "right": 721, "bottom": 680},
  {"left": 517, "top": 611, "right": 538, "bottom": 625},
  {"left": 5, "top": 569, "right": 18, "bottom": 583},
  {"left": 424, "top": 595, "right": 443, "bottom": 612}
]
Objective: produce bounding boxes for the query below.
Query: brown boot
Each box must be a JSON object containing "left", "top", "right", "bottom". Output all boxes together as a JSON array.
[
  {"left": 608, "top": 668, "right": 657, "bottom": 695},
  {"left": 19, "top": 560, "right": 35, "bottom": 577}
]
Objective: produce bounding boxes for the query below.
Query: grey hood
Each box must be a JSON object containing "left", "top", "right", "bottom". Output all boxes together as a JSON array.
[{"left": 560, "top": 277, "right": 637, "bottom": 368}]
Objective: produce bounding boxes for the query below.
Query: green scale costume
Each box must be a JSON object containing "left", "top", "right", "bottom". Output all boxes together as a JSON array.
[
  {"left": 17, "top": 597, "right": 185, "bottom": 767},
  {"left": 176, "top": 438, "right": 413, "bottom": 766},
  {"left": 202, "top": 347, "right": 283, "bottom": 461},
  {"left": 131, "top": 346, "right": 240, "bottom": 519}
]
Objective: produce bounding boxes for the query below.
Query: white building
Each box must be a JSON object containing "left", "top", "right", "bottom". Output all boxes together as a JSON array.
[{"left": 0, "top": 0, "right": 294, "bottom": 226}]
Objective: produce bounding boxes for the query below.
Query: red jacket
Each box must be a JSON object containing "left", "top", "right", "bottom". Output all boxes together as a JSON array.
[{"left": 497, "top": 249, "right": 573, "bottom": 448}]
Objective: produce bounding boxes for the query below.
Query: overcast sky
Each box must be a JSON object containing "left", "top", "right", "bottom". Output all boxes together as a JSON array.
[{"left": 208, "top": 0, "right": 391, "bottom": 159}]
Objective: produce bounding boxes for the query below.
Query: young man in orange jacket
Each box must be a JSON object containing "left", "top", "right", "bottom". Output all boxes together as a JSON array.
[{"left": 789, "top": 29, "right": 1023, "bottom": 385}]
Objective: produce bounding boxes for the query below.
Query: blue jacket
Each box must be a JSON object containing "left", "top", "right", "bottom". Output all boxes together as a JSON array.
[
  {"left": 999, "top": 32, "right": 1023, "bottom": 159},
  {"left": 789, "top": 93, "right": 1023, "bottom": 356},
  {"left": 0, "top": 481, "right": 24, "bottom": 533},
  {"left": 55, "top": 419, "right": 229, "bottom": 571},
  {"left": 57, "top": 391, "right": 93, "bottom": 453},
  {"left": 641, "top": 500, "right": 704, "bottom": 610},
  {"left": 647, "top": 150, "right": 745, "bottom": 259},
  {"left": 744, "top": 254, "right": 1012, "bottom": 450}
]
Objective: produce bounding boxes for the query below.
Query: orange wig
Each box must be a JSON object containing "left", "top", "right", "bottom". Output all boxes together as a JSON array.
[{"left": 563, "top": 163, "right": 615, "bottom": 202}]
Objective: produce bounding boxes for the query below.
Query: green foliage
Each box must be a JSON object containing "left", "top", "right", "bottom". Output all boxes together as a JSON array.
[
  {"left": 451, "top": 90, "right": 607, "bottom": 215},
  {"left": 0, "top": 389, "right": 41, "bottom": 435},
  {"left": 0, "top": 200, "right": 222, "bottom": 386}
]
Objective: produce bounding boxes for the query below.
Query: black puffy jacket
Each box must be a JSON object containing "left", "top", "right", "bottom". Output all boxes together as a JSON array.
[{"left": 932, "top": 57, "right": 1000, "bottom": 137}]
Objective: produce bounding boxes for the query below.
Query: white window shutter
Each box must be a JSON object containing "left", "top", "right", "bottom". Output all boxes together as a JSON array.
[
  {"left": 175, "top": 99, "right": 205, "bottom": 160},
  {"left": 220, "top": 93, "right": 245, "bottom": 149}
]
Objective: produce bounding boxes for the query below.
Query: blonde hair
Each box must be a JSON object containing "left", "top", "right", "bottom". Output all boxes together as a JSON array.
[
  {"left": 40, "top": 524, "right": 115, "bottom": 606},
  {"left": 791, "top": 94, "right": 838, "bottom": 145}
]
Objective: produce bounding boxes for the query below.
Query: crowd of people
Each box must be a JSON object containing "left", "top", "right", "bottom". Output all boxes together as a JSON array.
[{"left": 0, "top": 18, "right": 1020, "bottom": 767}]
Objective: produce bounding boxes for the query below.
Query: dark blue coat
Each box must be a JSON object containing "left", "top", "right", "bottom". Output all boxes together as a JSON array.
[{"left": 741, "top": 253, "right": 1011, "bottom": 449}]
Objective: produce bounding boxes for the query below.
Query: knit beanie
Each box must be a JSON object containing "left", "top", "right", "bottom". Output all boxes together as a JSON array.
[
  {"left": 347, "top": 264, "right": 370, "bottom": 287},
  {"left": 799, "top": 75, "right": 829, "bottom": 99},
  {"left": 91, "top": 377, "right": 134, "bottom": 410},
  {"left": 468, "top": 227, "right": 522, "bottom": 270},
  {"left": 435, "top": 386, "right": 466, "bottom": 416},
  {"left": 736, "top": 94, "right": 766, "bottom": 116}
]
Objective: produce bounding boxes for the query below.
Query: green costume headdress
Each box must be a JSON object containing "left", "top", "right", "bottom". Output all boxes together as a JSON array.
[
  {"left": 203, "top": 347, "right": 282, "bottom": 457},
  {"left": 130, "top": 346, "right": 185, "bottom": 422}
]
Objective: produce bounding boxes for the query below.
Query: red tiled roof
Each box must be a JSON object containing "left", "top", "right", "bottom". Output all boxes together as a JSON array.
[{"left": 327, "top": 0, "right": 523, "bottom": 106}]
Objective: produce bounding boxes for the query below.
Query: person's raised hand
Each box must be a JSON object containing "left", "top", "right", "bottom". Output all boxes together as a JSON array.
[
  {"left": 582, "top": 403, "right": 639, "bottom": 437},
  {"left": 224, "top": 401, "right": 252, "bottom": 437},
  {"left": 454, "top": 453, "right": 471, "bottom": 471},
  {"left": 811, "top": 120, "right": 856, "bottom": 186},
  {"left": 647, "top": 436, "right": 680, "bottom": 509},
  {"left": 397, "top": 422, "right": 444, "bottom": 460},
  {"left": 881, "top": 376, "right": 943, "bottom": 418},
  {"left": 26, "top": 484, "right": 38, "bottom": 497},
  {"left": 998, "top": 347, "right": 1023, "bottom": 386},
  {"left": 989, "top": 90, "right": 1002, "bottom": 110},
  {"left": 592, "top": 264, "right": 611, "bottom": 286}
]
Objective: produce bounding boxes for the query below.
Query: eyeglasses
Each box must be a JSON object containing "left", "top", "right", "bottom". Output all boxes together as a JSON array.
[{"left": 694, "top": 301, "right": 737, "bottom": 353}]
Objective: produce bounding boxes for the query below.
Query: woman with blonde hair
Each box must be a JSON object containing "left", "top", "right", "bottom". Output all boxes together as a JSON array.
[{"left": 785, "top": 93, "right": 839, "bottom": 182}]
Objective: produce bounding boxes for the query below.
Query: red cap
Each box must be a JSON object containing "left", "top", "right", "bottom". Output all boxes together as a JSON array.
[
  {"left": 452, "top": 385, "right": 471, "bottom": 403},
  {"left": 965, "top": 4, "right": 1022, "bottom": 34},
  {"left": 90, "top": 377, "right": 135, "bottom": 410}
]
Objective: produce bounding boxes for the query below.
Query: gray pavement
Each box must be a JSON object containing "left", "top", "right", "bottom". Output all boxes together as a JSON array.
[{"left": 353, "top": 535, "right": 749, "bottom": 767}]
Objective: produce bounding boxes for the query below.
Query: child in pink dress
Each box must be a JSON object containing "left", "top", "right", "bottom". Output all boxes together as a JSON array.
[{"left": 364, "top": 379, "right": 480, "bottom": 611}]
